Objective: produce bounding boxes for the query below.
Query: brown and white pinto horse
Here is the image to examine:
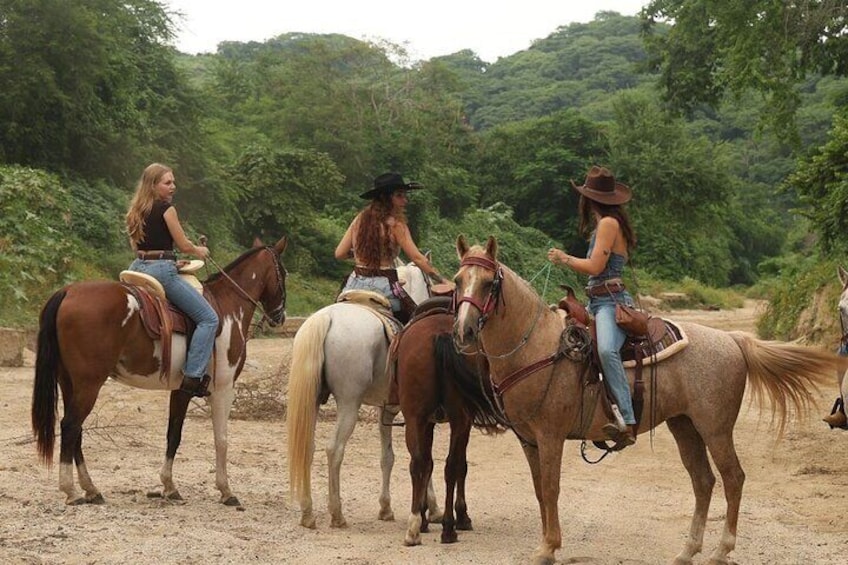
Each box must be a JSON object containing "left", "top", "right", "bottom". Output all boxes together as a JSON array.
[{"left": 32, "top": 236, "right": 288, "bottom": 507}]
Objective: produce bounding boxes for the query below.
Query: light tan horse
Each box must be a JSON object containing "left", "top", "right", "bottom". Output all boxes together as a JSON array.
[{"left": 452, "top": 235, "right": 845, "bottom": 565}]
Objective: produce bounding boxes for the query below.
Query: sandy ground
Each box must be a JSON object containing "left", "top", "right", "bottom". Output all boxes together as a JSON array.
[{"left": 2, "top": 300, "right": 848, "bottom": 564}]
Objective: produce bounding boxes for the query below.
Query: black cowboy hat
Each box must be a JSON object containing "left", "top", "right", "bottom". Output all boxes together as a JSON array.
[
  {"left": 570, "top": 165, "right": 631, "bottom": 205},
  {"left": 359, "top": 172, "right": 424, "bottom": 199}
]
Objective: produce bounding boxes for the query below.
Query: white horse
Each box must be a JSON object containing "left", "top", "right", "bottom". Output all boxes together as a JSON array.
[{"left": 287, "top": 261, "right": 436, "bottom": 528}]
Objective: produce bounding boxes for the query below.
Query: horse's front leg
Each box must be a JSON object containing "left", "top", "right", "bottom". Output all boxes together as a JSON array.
[
  {"left": 209, "top": 382, "right": 240, "bottom": 506},
  {"left": 158, "top": 389, "right": 192, "bottom": 501},
  {"left": 532, "top": 438, "right": 565, "bottom": 565}
]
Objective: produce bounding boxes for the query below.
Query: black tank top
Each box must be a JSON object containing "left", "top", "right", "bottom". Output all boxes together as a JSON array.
[{"left": 137, "top": 200, "right": 174, "bottom": 251}]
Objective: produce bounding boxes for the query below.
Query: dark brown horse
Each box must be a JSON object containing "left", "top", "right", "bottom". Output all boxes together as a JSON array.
[
  {"left": 387, "top": 306, "right": 506, "bottom": 546},
  {"left": 32, "top": 237, "right": 288, "bottom": 507}
]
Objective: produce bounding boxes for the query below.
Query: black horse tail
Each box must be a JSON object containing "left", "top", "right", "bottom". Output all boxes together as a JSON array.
[
  {"left": 33, "top": 289, "right": 66, "bottom": 466},
  {"left": 434, "top": 333, "right": 509, "bottom": 433}
]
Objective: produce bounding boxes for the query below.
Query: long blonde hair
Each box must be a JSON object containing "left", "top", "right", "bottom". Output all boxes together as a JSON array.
[{"left": 126, "top": 163, "right": 172, "bottom": 246}]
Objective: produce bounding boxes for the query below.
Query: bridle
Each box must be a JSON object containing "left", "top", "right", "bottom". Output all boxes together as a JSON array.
[
  {"left": 207, "top": 247, "right": 287, "bottom": 327},
  {"left": 454, "top": 254, "right": 546, "bottom": 361},
  {"left": 454, "top": 255, "right": 504, "bottom": 332}
]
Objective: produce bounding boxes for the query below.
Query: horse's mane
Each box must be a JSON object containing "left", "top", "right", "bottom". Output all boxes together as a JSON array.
[{"left": 205, "top": 246, "right": 265, "bottom": 283}]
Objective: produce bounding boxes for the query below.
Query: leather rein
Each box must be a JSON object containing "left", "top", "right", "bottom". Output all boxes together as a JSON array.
[
  {"left": 455, "top": 254, "right": 563, "bottom": 397},
  {"left": 206, "top": 246, "right": 287, "bottom": 328}
]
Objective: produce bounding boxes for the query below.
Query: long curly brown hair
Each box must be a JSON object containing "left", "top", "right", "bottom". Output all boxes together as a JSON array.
[
  {"left": 355, "top": 192, "right": 406, "bottom": 268},
  {"left": 577, "top": 195, "right": 637, "bottom": 252}
]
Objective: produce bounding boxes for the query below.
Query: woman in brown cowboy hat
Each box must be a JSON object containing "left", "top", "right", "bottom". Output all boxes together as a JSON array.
[
  {"left": 335, "top": 172, "right": 444, "bottom": 323},
  {"left": 547, "top": 165, "right": 638, "bottom": 448}
]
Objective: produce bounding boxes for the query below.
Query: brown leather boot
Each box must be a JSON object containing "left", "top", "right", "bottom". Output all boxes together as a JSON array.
[
  {"left": 179, "top": 374, "right": 211, "bottom": 398},
  {"left": 615, "top": 425, "right": 637, "bottom": 449}
]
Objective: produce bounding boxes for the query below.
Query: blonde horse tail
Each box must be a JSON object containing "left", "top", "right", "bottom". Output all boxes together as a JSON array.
[
  {"left": 287, "top": 311, "right": 331, "bottom": 504},
  {"left": 729, "top": 331, "right": 847, "bottom": 437}
]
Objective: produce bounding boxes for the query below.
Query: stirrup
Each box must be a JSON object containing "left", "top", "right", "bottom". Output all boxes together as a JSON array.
[{"left": 180, "top": 374, "right": 211, "bottom": 398}]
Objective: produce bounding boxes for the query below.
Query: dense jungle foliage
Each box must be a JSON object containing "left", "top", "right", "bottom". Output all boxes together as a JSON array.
[{"left": 2, "top": 1, "right": 848, "bottom": 343}]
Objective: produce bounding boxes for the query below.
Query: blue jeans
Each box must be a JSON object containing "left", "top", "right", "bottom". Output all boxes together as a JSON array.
[
  {"left": 341, "top": 272, "right": 401, "bottom": 312},
  {"left": 588, "top": 292, "right": 636, "bottom": 425},
  {"left": 128, "top": 259, "right": 218, "bottom": 379}
]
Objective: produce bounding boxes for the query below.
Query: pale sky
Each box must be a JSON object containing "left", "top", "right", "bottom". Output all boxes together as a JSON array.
[{"left": 164, "top": 0, "right": 648, "bottom": 62}]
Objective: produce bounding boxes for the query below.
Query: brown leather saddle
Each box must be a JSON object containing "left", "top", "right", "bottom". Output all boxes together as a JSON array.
[
  {"left": 556, "top": 285, "right": 684, "bottom": 435},
  {"left": 122, "top": 284, "right": 222, "bottom": 379}
]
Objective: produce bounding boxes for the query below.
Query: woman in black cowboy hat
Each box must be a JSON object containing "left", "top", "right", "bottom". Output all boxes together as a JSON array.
[
  {"left": 335, "top": 172, "right": 444, "bottom": 323},
  {"left": 547, "top": 165, "right": 638, "bottom": 449}
]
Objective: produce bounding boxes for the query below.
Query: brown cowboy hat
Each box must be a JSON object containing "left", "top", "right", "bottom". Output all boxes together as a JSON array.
[
  {"left": 359, "top": 172, "right": 424, "bottom": 199},
  {"left": 570, "top": 166, "right": 631, "bottom": 205}
]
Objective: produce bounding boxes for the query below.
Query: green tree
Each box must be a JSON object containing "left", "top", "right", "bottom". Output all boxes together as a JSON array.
[
  {"left": 786, "top": 109, "right": 848, "bottom": 256},
  {"left": 608, "top": 92, "right": 736, "bottom": 285},
  {"left": 642, "top": 0, "right": 848, "bottom": 141},
  {"left": 229, "top": 145, "right": 345, "bottom": 275},
  {"left": 474, "top": 109, "right": 607, "bottom": 241}
]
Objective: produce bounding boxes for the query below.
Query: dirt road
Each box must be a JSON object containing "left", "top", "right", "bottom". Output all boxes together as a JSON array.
[{"left": 1, "top": 301, "right": 847, "bottom": 564}]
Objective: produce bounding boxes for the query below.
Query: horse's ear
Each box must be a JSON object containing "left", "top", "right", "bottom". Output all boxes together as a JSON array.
[
  {"left": 273, "top": 236, "right": 288, "bottom": 255},
  {"left": 456, "top": 235, "right": 469, "bottom": 259},
  {"left": 252, "top": 236, "right": 264, "bottom": 248},
  {"left": 485, "top": 235, "right": 498, "bottom": 260}
]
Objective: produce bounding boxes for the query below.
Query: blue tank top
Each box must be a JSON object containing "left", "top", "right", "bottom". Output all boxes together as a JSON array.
[{"left": 586, "top": 232, "right": 627, "bottom": 287}]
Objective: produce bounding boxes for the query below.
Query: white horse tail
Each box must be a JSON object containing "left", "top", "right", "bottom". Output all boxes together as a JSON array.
[
  {"left": 287, "top": 310, "right": 332, "bottom": 506},
  {"left": 729, "top": 331, "right": 848, "bottom": 437}
]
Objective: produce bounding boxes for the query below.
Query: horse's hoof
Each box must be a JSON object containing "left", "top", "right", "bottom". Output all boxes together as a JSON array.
[
  {"left": 86, "top": 493, "right": 106, "bottom": 505},
  {"left": 300, "top": 515, "right": 317, "bottom": 529},
  {"left": 330, "top": 517, "right": 348, "bottom": 528},
  {"left": 165, "top": 491, "right": 183, "bottom": 501},
  {"left": 428, "top": 510, "right": 444, "bottom": 522},
  {"left": 457, "top": 520, "right": 473, "bottom": 531},
  {"left": 378, "top": 510, "right": 395, "bottom": 522},
  {"left": 440, "top": 530, "right": 458, "bottom": 544},
  {"left": 66, "top": 496, "right": 86, "bottom": 506},
  {"left": 221, "top": 495, "right": 241, "bottom": 507},
  {"left": 420, "top": 521, "right": 430, "bottom": 533},
  {"left": 403, "top": 534, "right": 422, "bottom": 546},
  {"left": 146, "top": 490, "right": 162, "bottom": 499}
]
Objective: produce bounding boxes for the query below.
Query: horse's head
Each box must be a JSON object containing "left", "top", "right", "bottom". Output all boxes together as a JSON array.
[
  {"left": 397, "top": 260, "right": 431, "bottom": 304},
  {"left": 210, "top": 236, "right": 288, "bottom": 327},
  {"left": 453, "top": 235, "right": 501, "bottom": 347}
]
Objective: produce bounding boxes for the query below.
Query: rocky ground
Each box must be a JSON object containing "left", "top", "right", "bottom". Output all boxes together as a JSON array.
[{"left": 1, "top": 300, "right": 847, "bottom": 564}]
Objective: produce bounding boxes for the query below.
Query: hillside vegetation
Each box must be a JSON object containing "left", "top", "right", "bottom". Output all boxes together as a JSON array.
[{"left": 2, "top": 3, "right": 846, "bottom": 345}]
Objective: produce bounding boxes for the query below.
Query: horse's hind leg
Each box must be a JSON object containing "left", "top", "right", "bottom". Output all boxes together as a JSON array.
[
  {"left": 326, "top": 400, "right": 360, "bottom": 528},
  {"left": 377, "top": 405, "right": 396, "bottom": 522},
  {"left": 73, "top": 434, "right": 104, "bottom": 504},
  {"left": 404, "top": 417, "right": 435, "bottom": 546},
  {"left": 441, "top": 414, "right": 472, "bottom": 543},
  {"left": 452, "top": 415, "right": 473, "bottom": 532},
  {"left": 666, "top": 415, "right": 716, "bottom": 565},
  {"left": 59, "top": 383, "right": 104, "bottom": 505},
  {"left": 703, "top": 430, "right": 745, "bottom": 564}
]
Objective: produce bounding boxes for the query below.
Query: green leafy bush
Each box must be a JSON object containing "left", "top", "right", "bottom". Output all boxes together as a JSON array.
[{"left": 0, "top": 166, "right": 75, "bottom": 326}]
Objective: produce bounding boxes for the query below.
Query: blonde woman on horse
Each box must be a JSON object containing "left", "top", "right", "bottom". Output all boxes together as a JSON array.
[
  {"left": 547, "top": 165, "right": 638, "bottom": 448},
  {"left": 125, "top": 163, "right": 218, "bottom": 398},
  {"left": 335, "top": 172, "right": 444, "bottom": 324}
]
